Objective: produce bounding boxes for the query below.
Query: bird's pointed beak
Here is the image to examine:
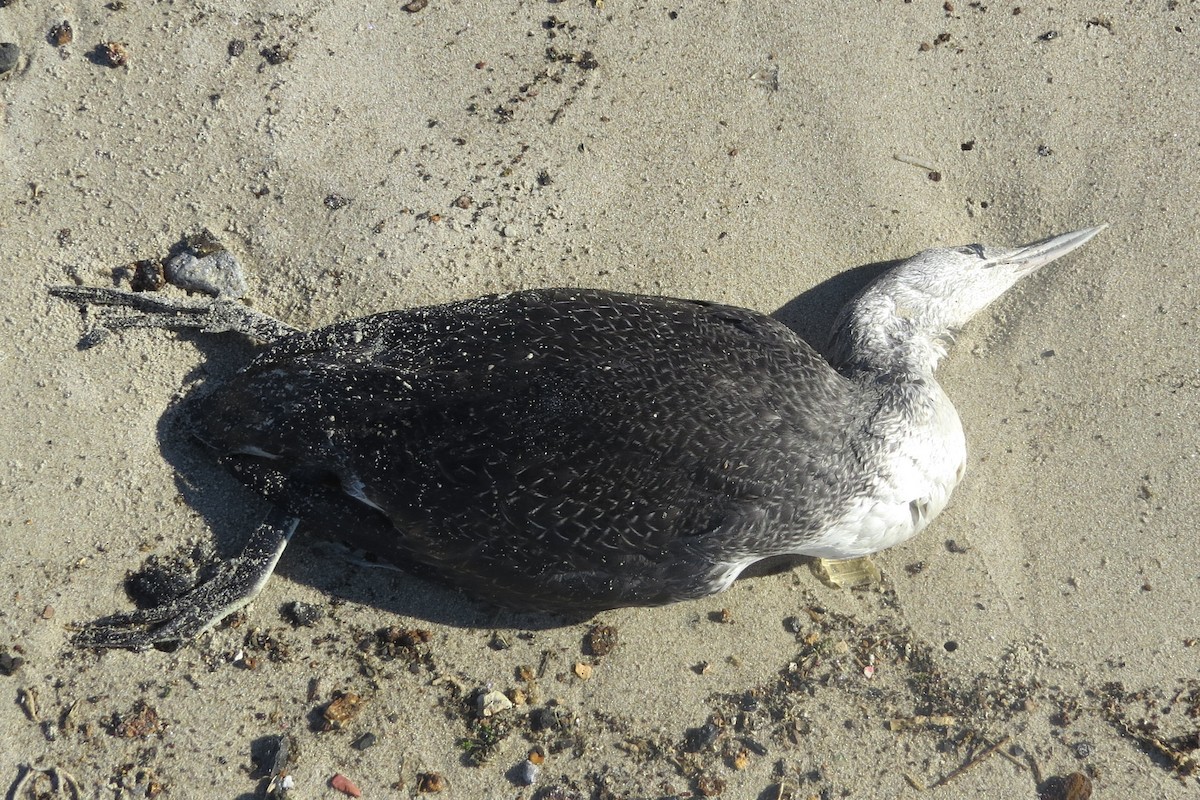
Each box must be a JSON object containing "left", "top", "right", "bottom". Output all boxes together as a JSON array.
[{"left": 999, "top": 224, "right": 1108, "bottom": 276}]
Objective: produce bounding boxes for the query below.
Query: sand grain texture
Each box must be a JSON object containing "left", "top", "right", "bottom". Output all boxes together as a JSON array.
[{"left": 2, "top": 2, "right": 1197, "bottom": 798}]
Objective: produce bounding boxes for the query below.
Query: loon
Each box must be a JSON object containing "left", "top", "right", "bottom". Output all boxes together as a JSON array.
[{"left": 52, "top": 225, "right": 1104, "bottom": 650}]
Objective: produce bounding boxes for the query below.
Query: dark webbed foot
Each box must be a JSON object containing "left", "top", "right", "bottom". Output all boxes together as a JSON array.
[
  {"left": 74, "top": 512, "right": 299, "bottom": 651},
  {"left": 49, "top": 286, "right": 297, "bottom": 345}
]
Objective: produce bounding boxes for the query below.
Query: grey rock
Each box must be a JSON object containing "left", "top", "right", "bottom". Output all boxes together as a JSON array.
[
  {"left": 165, "top": 241, "right": 247, "bottom": 298},
  {"left": 0, "top": 43, "right": 19, "bottom": 77}
]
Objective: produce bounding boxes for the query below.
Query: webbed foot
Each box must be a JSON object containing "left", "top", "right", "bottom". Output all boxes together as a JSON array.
[
  {"left": 49, "top": 285, "right": 297, "bottom": 346},
  {"left": 75, "top": 512, "right": 299, "bottom": 651}
]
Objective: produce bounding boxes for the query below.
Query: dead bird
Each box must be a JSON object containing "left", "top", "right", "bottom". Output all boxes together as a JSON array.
[{"left": 52, "top": 225, "right": 1105, "bottom": 650}]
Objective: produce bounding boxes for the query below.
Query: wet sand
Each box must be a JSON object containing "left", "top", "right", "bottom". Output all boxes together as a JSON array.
[{"left": 2, "top": 2, "right": 1197, "bottom": 797}]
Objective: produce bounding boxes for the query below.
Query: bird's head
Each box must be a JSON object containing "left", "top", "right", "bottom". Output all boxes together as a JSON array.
[{"left": 829, "top": 225, "right": 1106, "bottom": 377}]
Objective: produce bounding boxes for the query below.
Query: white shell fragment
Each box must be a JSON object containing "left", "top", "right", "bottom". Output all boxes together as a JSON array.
[{"left": 477, "top": 689, "right": 513, "bottom": 718}]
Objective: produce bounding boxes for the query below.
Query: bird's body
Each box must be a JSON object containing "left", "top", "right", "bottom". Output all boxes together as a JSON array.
[
  {"left": 52, "top": 225, "right": 1105, "bottom": 648},
  {"left": 195, "top": 289, "right": 910, "bottom": 612}
]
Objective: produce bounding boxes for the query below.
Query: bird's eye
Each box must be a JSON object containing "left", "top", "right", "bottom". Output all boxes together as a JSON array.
[{"left": 957, "top": 244, "right": 985, "bottom": 257}]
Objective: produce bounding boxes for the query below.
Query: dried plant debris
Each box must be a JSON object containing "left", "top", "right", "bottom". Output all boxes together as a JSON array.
[
  {"left": 111, "top": 765, "right": 165, "bottom": 797},
  {"left": 458, "top": 716, "right": 514, "bottom": 766},
  {"left": 108, "top": 699, "right": 164, "bottom": 739},
  {"left": 1096, "top": 680, "right": 1200, "bottom": 777},
  {"left": 368, "top": 626, "right": 436, "bottom": 671},
  {"left": 584, "top": 623, "right": 619, "bottom": 656}
]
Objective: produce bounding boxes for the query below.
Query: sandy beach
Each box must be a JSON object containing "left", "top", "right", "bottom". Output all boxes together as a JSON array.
[{"left": 2, "top": 1, "right": 1197, "bottom": 797}]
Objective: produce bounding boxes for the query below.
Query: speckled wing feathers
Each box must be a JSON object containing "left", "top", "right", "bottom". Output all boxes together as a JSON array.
[{"left": 194, "top": 289, "right": 865, "bottom": 610}]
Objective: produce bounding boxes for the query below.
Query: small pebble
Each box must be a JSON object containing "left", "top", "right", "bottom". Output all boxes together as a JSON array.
[
  {"left": 96, "top": 41, "right": 129, "bottom": 68},
  {"left": 330, "top": 772, "right": 362, "bottom": 798},
  {"left": 1064, "top": 771, "right": 1093, "bottom": 800},
  {"left": 322, "top": 691, "right": 365, "bottom": 730},
  {"left": 351, "top": 732, "right": 377, "bottom": 751},
  {"left": 685, "top": 721, "right": 721, "bottom": 751},
  {"left": 403, "top": 0, "right": 428, "bottom": 11},
  {"left": 417, "top": 772, "right": 447, "bottom": 792},
  {"left": 573, "top": 662, "right": 593, "bottom": 680},
  {"left": 129, "top": 259, "right": 165, "bottom": 292},
  {"left": 515, "top": 758, "right": 540, "bottom": 785},
  {"left": 260, "top": 44, "right": 287, "bottom": 65},
  {"left": 282, "top": 600, "right": 324, "bottom": 627},
  {"left": 478, "top": 689, "right": 514, "bottom": 717},
  {"left": 49, "top": 22, "right": 74, "bottom": 46},
  {"left": 164, "top": 233, "right": 247, "bottom": 298},
  {"left": 0, "top": 651, "right": 24, "bottom": 675},
  {"left": 0, "top": 43, "right": 19, "bottom": 77}
]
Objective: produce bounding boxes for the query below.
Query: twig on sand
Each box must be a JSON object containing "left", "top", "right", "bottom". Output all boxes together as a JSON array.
[{"left": 933, "top": 735, "right": 1011, "bottom": 787}]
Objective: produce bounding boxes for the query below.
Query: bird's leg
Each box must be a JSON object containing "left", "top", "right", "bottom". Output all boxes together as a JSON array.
[
  {"left": 74, "top": 509, "right": 300, "bottom": 651},
  {"left": 49, "top": 286, "right": 298, "bottom": 345}
]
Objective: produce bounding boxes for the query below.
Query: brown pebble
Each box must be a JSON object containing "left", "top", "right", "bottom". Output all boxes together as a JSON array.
[
  {"left": 322, "top": 690, "right": 365, "bottom": 730},
  {"left": 528, "top": 746, "right": 545, "bottom": 765},
  {"left": 453, "top": 194, "right": 473, "bottom": 209},
  {"left": 584, "top": 623, "right": 618, "bottom": 656},
  {"left": 49, "top": 21, "right": 74, "bottom": 46},
  {"left": 41, "top": 605, "right": 54, "bottom": 620},
  {"left": 130, "top": 259, "right": 165, "bottom": 292},
  {"left": 403, "top": 0, "right": 428, "bottom": 11},
  {"left": 331, "top": 773, "right": 362, "bottom": 798},
  {"left": 417, "top": 772, "right": 447, "bottom": 792},
  {"left": 1064, "top": 772, "right": 1092, "bottom": 800},
  {"left": 98, "top": 41, "right": 129, "bottom": 67},
  {"left": 573, "top": 662, "right": 593, "bottom": 680}
]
